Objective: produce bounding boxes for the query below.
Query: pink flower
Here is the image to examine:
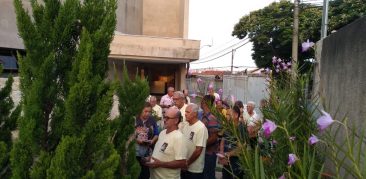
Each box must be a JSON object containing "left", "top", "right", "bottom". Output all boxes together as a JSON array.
[
  {"left": 301, "top": 39, "right": 315, "bottom": 52},
  {"left": 308, "top": 134, "right": 319, "bottom": 145},
  {"left": 272, "top": 139, "right": 278, "bottom": 145},
  {"left": 196, "top": 78, "right": 203, "bottom": 84},
  {"left": 316, "top": 110, "right": 334, "bottom": 131},
  {"left": 283, "top": 66, "right": 288, "bottom": 70},
  {"left": 279, "top": 175, "right": 286, "bottom": 179},
  {"left": 262, "top": 119, "right": 277, "bottom": 138},
  {"left": 288, "top": 154, "right": 298, "bottom": 165}
]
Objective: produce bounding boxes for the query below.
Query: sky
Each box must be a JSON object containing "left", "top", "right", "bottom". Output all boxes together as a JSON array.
[{"left": 188, "top": 0, "right": 278, "bottom": 70}]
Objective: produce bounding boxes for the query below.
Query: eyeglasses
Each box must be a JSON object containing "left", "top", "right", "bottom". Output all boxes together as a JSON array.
[{"left": 164, "top": 116, "right": 177, "bottom": 121}]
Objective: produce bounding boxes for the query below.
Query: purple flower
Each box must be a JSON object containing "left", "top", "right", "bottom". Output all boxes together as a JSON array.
[
  {"left": 288, "top": 154, "right": 298, "bottom": 165},
  {"left": 272, "top": 56, "right": 277, "bottom": 64},
  {"left": 283, "top": 66, "right": 288, "bottom": 70},
  {"left": 287, "top": 62, "right": 292, "bottom": 66},
  {"left": 275, "top": 69, "right": 280, "bottom": 73},
  {"left": 218, "top": 88, "right": 223, "bottom": 95},
  {"left": 265, "top": 68, "right": 270, "bottom": 73},
  {"left": 196, "top": 78, "right": 203, "bottom": 84},
  {"left": 262, "top": 119, "right": 277, "bottom": 138},
  {"left": 190, "top": 93, "right": 197, "bottom": 99},
  {"left": 279, "top": 175, "right": 286, "bottom": 179},
  {"left": 317, "top": 110, "right": 334, "bottom": 131},
  {"left": 308, "top": 134, "right": 319, "bottom": 145},
  {"left": 208, "top": 82, "right": 214, "bottom": 89},
  {"left": 301, "top": 39, "right": 315, "bottom": 52},
  {"left": 289, "top": 136, "right": 296, "bottom": 141},
  {"left": 277, "top": 58, "right": 282, "bottom": 63},
  {"left": 276, "top": 65, "right": 280, "bottom": 69},
  {"left": 230, "top": 95, "right": 236, "bottom": 105},
  {"left": 272, "top": 139, "right": 278, "bottom": 145}
]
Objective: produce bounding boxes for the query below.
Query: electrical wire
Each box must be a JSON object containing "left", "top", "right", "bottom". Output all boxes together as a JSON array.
[
  {"left": 191, "top": 40, "right": 250, "bottom": 64},
  {"left": 198, "top": 37, "right": 249, "bottom": 61}
]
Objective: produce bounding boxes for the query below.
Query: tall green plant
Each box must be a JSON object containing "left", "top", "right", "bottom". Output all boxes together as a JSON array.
[
  {"left": 212, "top": 70, "right": 325, "bottom": 178},
  {"left": 111, "top": 66, "right": 150, "bottom": 178},
  {"left": 0, "top": 66, "right": 21, "bottom": 178},
  {"left": 11, "top": 0, "right": 118, "bottom": 178}
]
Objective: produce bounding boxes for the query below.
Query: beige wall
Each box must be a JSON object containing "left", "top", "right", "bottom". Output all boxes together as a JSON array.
[
  {"left": 116, "top": 0, "right": 143, "bottom": 34},
  {"left": 142, "top": 0, "right": 188, "bottom": 38}
]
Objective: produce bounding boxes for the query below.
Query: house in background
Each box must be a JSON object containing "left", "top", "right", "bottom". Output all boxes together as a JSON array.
[{"left": 0, "top": 0, "right": 200, "bottom": 96}]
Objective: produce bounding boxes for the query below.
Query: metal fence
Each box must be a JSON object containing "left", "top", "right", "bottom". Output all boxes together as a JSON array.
[{"left": 186, "top": 75, "right": 269, "bottom": 109}]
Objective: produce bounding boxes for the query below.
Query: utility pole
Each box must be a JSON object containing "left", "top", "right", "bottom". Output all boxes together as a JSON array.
[
  {"left": 291, "top": 0, "right": 300, "bottom": 79},
  {"left": 231, "top": 49, "right": 236, "bottom": 74},
  {"left": 321, "top": 0, "right": 329, "bottom": 39}
]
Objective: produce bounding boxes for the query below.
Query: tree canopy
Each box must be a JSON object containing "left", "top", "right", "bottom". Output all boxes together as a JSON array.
[{"left": 232, "top": 0, "right": 365, "bottom": 70}]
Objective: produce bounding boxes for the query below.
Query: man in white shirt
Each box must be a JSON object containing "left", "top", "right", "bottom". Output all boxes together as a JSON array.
[
  {"left": 160, "top": 87, "right": 175, "bottom": 112},
  {"left": 150, "top": 96, "right": 164, "bottom": 131},
  {"left": 243, "top": 101, "right": 261, "bottom": 127},
  {"left": 172, "top": 91, "right": 188, "bottom": 130},
  {"left": 181, "top": 104, "right": 208, "bottom": 179},
  {"left": 146, "top": 107, "right": 187, "bottom": 179}
]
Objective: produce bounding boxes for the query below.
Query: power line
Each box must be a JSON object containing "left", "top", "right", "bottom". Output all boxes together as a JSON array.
[
  {"left": 191, "top": 40, "right": 250, "bottom": 64},
  {"left": 200, "top": 37, "right": 237, "bottom": 56},
  {"left": 198, "top": 37, "right": 249, "bottom": 61},
  {"left": 191, "top": 65, "right": 256, "bottom": 70}
]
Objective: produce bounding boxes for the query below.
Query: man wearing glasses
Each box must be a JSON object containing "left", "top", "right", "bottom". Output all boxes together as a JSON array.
[
  {"left": 146, "top": 107, "right": 187, "bottom": 179},
  {"left": 172, "top": 91, "right": 188, "bottom": 130}
]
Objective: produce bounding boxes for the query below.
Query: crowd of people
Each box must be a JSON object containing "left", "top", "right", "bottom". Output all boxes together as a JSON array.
[{"left": 134, "top": 86, "right": 265, "bottom": 179}]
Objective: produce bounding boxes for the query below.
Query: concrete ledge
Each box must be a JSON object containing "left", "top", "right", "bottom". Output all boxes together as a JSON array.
[{"left": 110, "top": 34, "right": 200, "bottom": 62}]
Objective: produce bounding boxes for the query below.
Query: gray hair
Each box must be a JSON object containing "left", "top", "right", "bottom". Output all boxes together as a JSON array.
[
  {"left": 247, "top": 101, "right": 256, "bottom": 107},
  {"left": 150, "top": 96, "right": 157, "bottom": 101},
  {"left": 173, "top": 91, "right": 185, "bottom": 99},
  {"left": 187, "top": 103, "right": 199, "bottom": 113}
]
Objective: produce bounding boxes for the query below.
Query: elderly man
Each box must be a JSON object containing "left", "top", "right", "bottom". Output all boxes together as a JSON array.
[
  {"left": 172, "top": 91, "right": 188, "bottom": 130},
  {"left": 243, "top": 101, "right": 261, "bottom": 127},
  {"left": 181, "top": 104, "right": 208, "bottom": 179},
  {"left": 160, "top": 87, "right": 175, "bottom": 111},
  {"left": 146, "top": 107, "right": 187, "bottom": 179}
]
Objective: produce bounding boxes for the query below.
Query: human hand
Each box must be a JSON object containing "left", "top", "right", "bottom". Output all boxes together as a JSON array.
[{"left": 145, "top": 157, "right": 161, "bottom": 168}]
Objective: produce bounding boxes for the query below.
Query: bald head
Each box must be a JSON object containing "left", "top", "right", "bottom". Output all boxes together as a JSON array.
[{"left": 165, "top": 107, "right": 181, "bottom": 128}]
